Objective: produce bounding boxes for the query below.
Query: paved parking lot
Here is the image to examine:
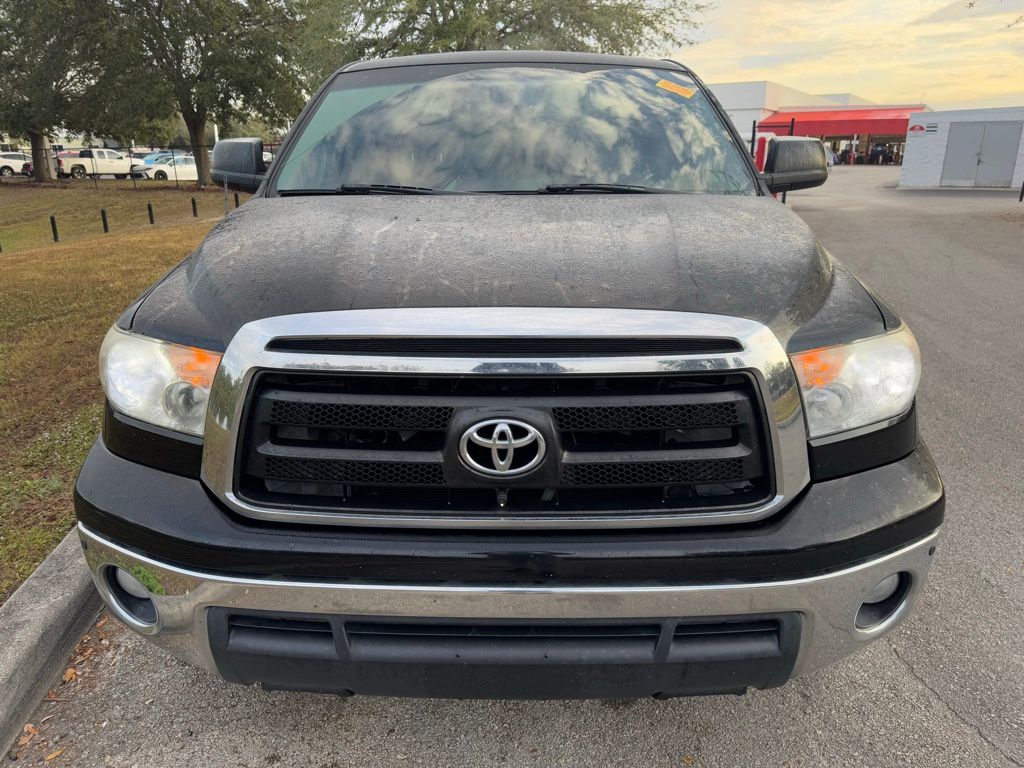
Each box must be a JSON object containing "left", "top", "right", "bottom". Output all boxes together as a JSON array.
[{"left": 15, "top": 167, "right": 1024, "bottom": 767}]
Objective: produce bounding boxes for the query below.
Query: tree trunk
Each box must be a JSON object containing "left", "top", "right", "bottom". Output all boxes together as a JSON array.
[
  {"left": 184, "top": 115, "right": 211, "bottom": 186},
  {"left": 29, "top": 129, "right": 55, "bottom": 182}
]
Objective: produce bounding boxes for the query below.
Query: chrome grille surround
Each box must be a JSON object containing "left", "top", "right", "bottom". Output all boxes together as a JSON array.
[{"left": 201, "top": 308, "right": 809, "bottom": 529}]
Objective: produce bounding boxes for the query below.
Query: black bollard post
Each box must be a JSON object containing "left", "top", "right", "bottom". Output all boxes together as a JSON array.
[
  {"left": 50, "top": 215, "right": 60, "bottom": 242},
  {"left": 233, "top": 191, "right": 240, "bottom": 209},
  {"left": 101, "top": 208, "right": 109, "bottom": 233},
  {"left": 147, "top": 202, "right": 155, "bottom": 225},
  {"left": 191, "top": 197, "right": 198, "bottom": 217}
]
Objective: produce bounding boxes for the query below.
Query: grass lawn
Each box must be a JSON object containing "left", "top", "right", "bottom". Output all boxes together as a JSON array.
[
  {"left": 0, "top": 182, "right": 247, "bottom": 600},
  {"left": 0, "top": 177, "right": 241, "bottom": 253}
]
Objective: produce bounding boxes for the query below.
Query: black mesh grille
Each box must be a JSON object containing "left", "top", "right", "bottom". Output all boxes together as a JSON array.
[
  {"left": 553, "top": 402, "right": 740, "bottom": 431},
  {"left": 561, "top": 458, "right": 745, "bottom": 487},
  {"left": 263, "top": 456, "right": 445, "bottom": 486},
  {"left": 269, "top": 401, "right": 453, "bottom": 430},
  {"left": 237, "top": 371, "right": 772, "bottom": 521}
]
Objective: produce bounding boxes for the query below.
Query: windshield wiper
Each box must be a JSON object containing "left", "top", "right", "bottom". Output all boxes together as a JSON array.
[
  {"left": 279, "top": 184, "right": 443, "bottom": 196},
  {"left": 539, "top": 183, "right": 670, "bottom": 194}
]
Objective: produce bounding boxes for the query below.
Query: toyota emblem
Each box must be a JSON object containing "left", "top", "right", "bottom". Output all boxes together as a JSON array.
[{"left": 458, "top": 419, "right": 546, "bottom": 477}]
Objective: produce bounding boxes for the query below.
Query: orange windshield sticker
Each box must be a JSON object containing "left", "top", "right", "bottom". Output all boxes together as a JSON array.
[{"left": 656, "top": 79, "right": 696, "bottom": 99}]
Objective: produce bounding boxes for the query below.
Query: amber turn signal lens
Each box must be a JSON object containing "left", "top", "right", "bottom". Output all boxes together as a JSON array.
[
  {"left": 789, "top": 326, "right": 920, "bottom": 439},
  {"left": 166, "top": 346, "right": 222, "bottom": 389}
]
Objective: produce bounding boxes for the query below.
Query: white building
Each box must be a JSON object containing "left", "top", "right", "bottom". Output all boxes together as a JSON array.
[
  {"left": 899, "top": 107, "right": 1024, "bottom": 189},
  {"left": 708, "top": 81, "right": 926, "bottom": 160},
  {"left": 708, "top": 81, "right": 842, "bottom": 135}
]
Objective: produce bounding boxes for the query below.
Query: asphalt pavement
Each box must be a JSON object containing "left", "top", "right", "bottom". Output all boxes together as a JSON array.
[{"left": 12, "top": 167, "right": 1024, "bottom": 767}]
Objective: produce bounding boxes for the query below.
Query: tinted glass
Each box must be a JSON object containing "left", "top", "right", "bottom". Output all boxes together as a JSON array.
[{"left": 275, "top": 64, "right": 755, "bottom": 194}]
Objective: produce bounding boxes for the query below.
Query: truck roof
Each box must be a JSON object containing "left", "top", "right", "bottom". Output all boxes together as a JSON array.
[{"left": 339, "top": 50, "right": 692, "bottom": 76}]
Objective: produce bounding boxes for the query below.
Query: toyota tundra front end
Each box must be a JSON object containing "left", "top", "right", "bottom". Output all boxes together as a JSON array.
[{"left": 75, "top": 51, "right": 943, "bottom": 699}]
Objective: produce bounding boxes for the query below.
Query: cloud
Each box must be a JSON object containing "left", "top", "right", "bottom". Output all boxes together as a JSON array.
[
  {"left": 914, "top": 0, "right": 1024, "bottom": 25},
  {"left": 672, "top": 0, "right": 1024, "bottom": 109}
]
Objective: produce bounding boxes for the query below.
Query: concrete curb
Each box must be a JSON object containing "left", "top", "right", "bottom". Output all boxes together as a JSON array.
[{"left": 0, "top": 527, "right": 100, "bottom": 753}]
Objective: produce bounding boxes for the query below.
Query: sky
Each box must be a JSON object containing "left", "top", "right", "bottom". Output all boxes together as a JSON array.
[{"left": 673, "top": 0, "right": 1024, "bottom": 110}]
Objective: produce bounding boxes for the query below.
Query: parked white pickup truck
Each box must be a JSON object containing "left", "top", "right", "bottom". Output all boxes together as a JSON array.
[{"left": 63, "top": 149, "right": 134, "bottom": 179}]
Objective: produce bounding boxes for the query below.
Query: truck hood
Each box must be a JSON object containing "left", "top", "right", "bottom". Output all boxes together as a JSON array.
[{"left": 130, "top": 194, "right": 882, "bottom": 351}]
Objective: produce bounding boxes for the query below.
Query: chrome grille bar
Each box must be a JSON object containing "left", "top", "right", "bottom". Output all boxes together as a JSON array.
[{"left": 201, "top": 308, "right": 809, "bottom": 529}]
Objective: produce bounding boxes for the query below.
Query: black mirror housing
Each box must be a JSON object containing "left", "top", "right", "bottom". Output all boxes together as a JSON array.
[
  {"left": 762, "top": 137, "right": 828, "bottom": 194},
  {"left": 211, "top": 138, "right": 266, "bottom": 193}
]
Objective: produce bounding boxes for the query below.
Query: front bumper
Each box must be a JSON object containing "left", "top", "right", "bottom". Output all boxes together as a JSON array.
[{"left": 79, "top": 523, "right": 939, "bottom": 698}]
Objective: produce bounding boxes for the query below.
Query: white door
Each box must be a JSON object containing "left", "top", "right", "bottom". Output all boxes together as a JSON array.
[
  {"left": 976, "top": 122, "right": 1023, "bottom": 188},
  {"left": 941, "top": 121, "right": 1023, "bottom": 188},
  {"left": 941, "top": 123, "right": 984, "bottom": 187}
]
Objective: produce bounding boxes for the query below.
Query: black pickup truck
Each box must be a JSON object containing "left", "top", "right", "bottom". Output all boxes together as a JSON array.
[{"left": 76, "top": 51, "right": 943, "bottom": 699}]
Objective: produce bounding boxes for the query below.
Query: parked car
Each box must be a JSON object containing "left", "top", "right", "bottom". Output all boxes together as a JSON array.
[
  {"left": 64, "top": 148, "right": 134, "bottom": 179},
  {"left": 0, "top": 151, "right": 32, "bottom": 176},
  {"left": 131, "top": 155, "right": 198, "bottom": 181},
  {"left": 132, "top": 150, "right": 190, "bottom": 167},
  {"left": 20, "top": 153, "right": 62, "bottom": 177},
  {"left": 22, "top": 150, "right": 82, "bottom": 177},
  {"left": 134, "top": 151, "right": 170, "bottom": 165},
  {"left": 78, "top": 51, "right": 941, "bottom": 701}
]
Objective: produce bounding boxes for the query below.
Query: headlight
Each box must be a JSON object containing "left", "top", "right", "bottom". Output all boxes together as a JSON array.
[
  {"left": 790, "top": 326, "right": 920, "bottom": 439},
  {"left": 100, "top": 326, "right": 221, "bottom": 436}
]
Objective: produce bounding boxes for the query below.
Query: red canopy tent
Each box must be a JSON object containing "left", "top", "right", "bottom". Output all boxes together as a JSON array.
[{"left": 758, "top": 106, "right": 926, "bottom": 137}]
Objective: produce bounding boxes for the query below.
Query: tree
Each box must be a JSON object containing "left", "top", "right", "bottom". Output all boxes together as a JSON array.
[
  {"left": 296, "top": 0, "right": 710, "bottom": 89},
  {"left": 114, "top": 0, "right": 306, "bottom": 185},
  {"left": 0, "top": 0, "right": 164, "bottom": 180}
]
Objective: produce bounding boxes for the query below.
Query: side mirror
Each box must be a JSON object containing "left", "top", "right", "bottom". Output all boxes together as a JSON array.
[
  {"left": 762, "top": 137, "right": 828, "bottom": 193},
  {"left": 211, "top": 137, "right": 267, "bottom": 192}
]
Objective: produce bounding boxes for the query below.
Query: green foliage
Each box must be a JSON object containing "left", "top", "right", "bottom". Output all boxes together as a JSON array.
[
  {"left": 114, "top": 0, "right": 306, "bottom": 183},
  {"left": 221, "top": 117, "right": 289, "bottom": 143},
  {"left": 0, "top": 0, "right": 102, "bottom": 136},
  {"left": 0, "top": 0, "right": 173, "bottom": 147},
  {"left": 296, "top": 0, "right": 710, "bottom": 88}
]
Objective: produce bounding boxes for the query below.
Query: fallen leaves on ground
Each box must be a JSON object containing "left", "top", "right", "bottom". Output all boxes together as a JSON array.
[{"left": 15, "top": 723, "right": 38, "bottom": 748}]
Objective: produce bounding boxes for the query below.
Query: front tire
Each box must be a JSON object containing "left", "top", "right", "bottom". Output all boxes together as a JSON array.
[{"left": 0, "top": 166, "right": 13, "bottom": 177}]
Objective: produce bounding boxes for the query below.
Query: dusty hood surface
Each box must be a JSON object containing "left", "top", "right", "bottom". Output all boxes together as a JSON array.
[{"left": 129, "top": 193, "right": 881, "bottom": 350}]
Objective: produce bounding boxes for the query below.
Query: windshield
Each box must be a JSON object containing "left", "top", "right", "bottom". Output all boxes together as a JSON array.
[{"left": 274, "top": 63, "right": 756, "bottom": 195}]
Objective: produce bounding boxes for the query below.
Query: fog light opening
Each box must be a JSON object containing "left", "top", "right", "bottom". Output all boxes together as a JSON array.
[
  {"left": 104, "top": 566, "right": 157, "bottom": 626},
  {"left": 856, "top": 572, "right": 911, "bottom": 631}
]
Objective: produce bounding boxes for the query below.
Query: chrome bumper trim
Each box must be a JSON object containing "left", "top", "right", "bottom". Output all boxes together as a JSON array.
[
  {"left": 79, "top": 524, "right": 940, "bottom": 679},
  {"left": 200, "top": 307, "right": 809, "bottom": 529}
]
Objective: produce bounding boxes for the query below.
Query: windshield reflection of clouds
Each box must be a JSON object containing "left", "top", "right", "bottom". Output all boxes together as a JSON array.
[{"left": 285, "top": 68, "right": 754, "bottom": 194}]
